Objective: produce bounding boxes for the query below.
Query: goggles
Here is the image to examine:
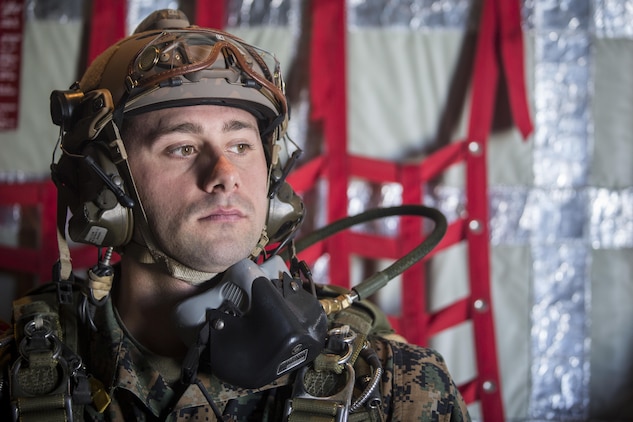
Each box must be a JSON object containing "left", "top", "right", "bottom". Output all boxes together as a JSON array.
[{"left": 120, "top": 29, "right": 287, "bottom": 130}]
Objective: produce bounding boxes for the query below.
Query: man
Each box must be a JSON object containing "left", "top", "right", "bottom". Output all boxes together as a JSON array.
[{"left": 0, "top": 9, "right": 471, "bottom": 421}]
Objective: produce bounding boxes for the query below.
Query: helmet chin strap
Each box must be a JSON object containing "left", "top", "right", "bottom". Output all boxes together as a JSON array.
[
  {"left": 124, "top": 241, "right": 218, "bottom": 285},
  {"left": 250, "top": 228, "right": 270, "bottom": 258},
  {"left": 123, "top": 221, "right": 272, "bottom": 286}
]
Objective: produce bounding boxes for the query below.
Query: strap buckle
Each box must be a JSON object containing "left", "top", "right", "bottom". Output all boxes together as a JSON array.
[
  {"left": 10, "top": 315, "right": 73, "bottom": 422},
  {"left": 284, "top": 362, "right": 355, "bottom": 422}
]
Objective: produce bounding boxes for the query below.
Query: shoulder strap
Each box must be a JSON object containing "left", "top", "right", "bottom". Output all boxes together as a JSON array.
[
  {"left": 8, "top": 288, "right": 94, "bottom": 422},
  {"left": 285, "top": 287, "right": 386, "bottom": 421}
]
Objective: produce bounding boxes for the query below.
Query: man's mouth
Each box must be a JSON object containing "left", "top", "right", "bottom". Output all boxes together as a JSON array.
[{"left": 199, "top": 208, "right": 245, "bottom": 222}]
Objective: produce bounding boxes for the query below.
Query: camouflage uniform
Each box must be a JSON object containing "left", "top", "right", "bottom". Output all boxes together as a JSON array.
[{"left": 1, "top": 288, "right": 471, "bottom": 421}]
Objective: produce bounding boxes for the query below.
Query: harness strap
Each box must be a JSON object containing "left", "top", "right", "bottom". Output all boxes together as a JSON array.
[
  {"left": 13, "top": 395, "right": 71, "bottom": 422},
  {"left": 288, "top": 397, "right": 345, "bottom": 422},
  {"left": 10, "top": 299, "right": 74, "bottom": 422},
  {"left": 332, "top": 307, "right": 383, "bottom": 421},
  {"left": 286, "top": 304, "right": 384, "bottom": 421},
  {"left": 9, "top": 291, "right": 108, "bottom": 421},
  {"left": 332, "top": 307, "right": 372, "bottom": 369},
  {"left": 287, "top": 363, "right": 354, "bottom": 422}
]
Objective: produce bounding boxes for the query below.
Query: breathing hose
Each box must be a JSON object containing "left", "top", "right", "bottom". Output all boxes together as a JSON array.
[{"left": 291, "top": 205, "right": 447, "bottom": 313}]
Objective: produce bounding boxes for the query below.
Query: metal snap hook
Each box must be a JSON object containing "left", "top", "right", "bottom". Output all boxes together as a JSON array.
[{"left": 23, "top": 315, "right": 53, "bottom": 339}]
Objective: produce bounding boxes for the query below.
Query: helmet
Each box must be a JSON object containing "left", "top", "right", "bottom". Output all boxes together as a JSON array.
[{"left": 50, "top": 9, "right": 304, "bottom": 283}]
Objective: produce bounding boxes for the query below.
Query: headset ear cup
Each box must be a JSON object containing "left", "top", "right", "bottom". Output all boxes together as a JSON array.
[
  {"left": 266, "top": 182, "right": 304, "bottom": 244},
  {"left": 66, "top": 143, "right": 134, "bottom": 247}
]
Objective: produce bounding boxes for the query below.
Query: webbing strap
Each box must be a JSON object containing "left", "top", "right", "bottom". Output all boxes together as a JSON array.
[
  {"left": 334, "top": 307, "right": 383, "bottom": 421},
  {"left": 10, "top": 300, "right": 73, "bottom": 422},
  {"left": 288, "top": 397, "right": 342, "bottom": 422},
  {"left": 287, "top": 363, "right": 353, "bottom": 422},
  {"left": 287, "top": 305, "right": 383, "bottom": 421},
  {"left": 332, "top": 307, "right": 373, "bottom": 368},
  {"left": 349, "top": 409, "right": 382, "bottom": 422},
  {"left": 15, "top": 395, "right": 70, "bottom": 422},
  {"left": 9, "top": 292, "right": 95, "bottom": 422}
]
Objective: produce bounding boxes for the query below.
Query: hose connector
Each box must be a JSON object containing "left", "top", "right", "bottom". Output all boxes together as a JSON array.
[{"left": 319, "top": 291, "right": 358, "bottom": 315}]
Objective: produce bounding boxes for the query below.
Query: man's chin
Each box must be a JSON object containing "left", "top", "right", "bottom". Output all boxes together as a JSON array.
[
  {"left": 170, "top": 232, "right": 260, "bottom": 270},
  {"left": 182, "top": 250, "right": 254, "bottom": 274}
]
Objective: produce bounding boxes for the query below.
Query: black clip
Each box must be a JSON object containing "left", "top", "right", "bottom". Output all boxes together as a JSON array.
[{"left": 53, "top": 260, "right": 75, "bottom": 305}]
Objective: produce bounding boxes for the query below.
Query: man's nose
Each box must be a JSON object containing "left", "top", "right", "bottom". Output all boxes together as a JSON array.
[{"left": 202, "top": 154, "right": 239, "bottom": 193}]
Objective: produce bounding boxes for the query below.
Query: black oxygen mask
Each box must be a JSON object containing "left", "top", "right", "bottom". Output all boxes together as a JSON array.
[{"left": 174, "top": 255, "right": 327, "bottom": 389}]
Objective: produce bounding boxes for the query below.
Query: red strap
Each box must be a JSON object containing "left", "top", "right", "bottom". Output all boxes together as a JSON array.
[
  {"left": 87, "top": 0, "right": 126, "bottom": 64},
  {"left": 287, "top": 156, "right": 325, "bottom": 193},
  {"left": 459, "top": 379, "right": 479, "bottom": 405},
  {"left": 399, "top": 164, "right": 427, "bottom": 344},
  {"left": 468, "top": 1, "right": 499, "bottom": 142},
  {"left": 497, "top": 0, "right": 533, "bottom": 139},
  {"left": 349, "top": 156, "right": 398, "bottom": 182},
  {"left": 311, "top": 0, "right": 349, "bottom": 288},
  {"left": 427, "top": 298, "right": 470, "bottom": 336},
  {"left": 465, "top": 0, "right": 508, "bottom": 419},
  {"left": 194, "top": 0, "right": 226, "bottom": 29},
  {"left": 418, "top": 140, "right": 468, "bottom": 182},
  {"left": 435, "top": 219, "right": 467, "bottom": 254}
]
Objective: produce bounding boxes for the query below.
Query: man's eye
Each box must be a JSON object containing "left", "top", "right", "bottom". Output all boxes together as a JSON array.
[
  {"left": 230, "top": 143, "right": 253, "bottom": 154},
  {"left": 170, "top": 145, "right": 196, "bottom": 157}
]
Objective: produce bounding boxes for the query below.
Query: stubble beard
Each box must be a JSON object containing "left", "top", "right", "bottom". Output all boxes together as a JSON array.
[{"left": 146, "top": 194, "right": 264, "bottom": 274}]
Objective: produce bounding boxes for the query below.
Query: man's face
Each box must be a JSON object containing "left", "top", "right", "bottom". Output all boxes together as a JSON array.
[{"left": 124, "top": 105, "right": 269, "bottom": 274}]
